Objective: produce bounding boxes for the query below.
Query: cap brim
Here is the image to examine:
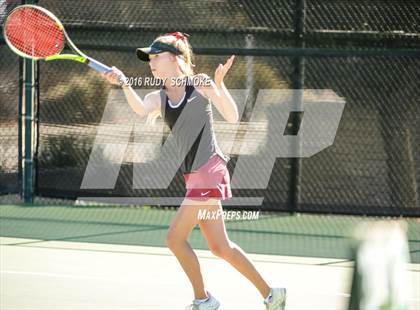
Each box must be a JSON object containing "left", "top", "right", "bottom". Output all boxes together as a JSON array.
[
  {"left": 136, "top": 42, "right": 182, "bottom": 61},
  {"left": 136, "top": 47, "right": 152, "bottom": 62}
]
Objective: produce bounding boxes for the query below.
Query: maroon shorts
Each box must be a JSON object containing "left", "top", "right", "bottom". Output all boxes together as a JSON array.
[{"left": 183, "top": 155, "right": 232, "bottom": 201}]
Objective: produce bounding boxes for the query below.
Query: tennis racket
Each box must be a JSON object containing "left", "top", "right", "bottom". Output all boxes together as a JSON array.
[{"left": 3, "top": 4, "right": 111, "bottom": 73}]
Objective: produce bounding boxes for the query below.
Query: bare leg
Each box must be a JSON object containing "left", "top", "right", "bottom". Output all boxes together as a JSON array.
[
  {"left": 198, "top": 200, "right": 271, "bottom": 299},
  {"left": 165, "top": 198, "right": 208, "bottom": 300}
]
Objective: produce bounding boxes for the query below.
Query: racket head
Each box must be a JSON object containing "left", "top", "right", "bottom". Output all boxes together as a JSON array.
[{"left": 3, "top": 4, "right": 65, "bottom": 60}]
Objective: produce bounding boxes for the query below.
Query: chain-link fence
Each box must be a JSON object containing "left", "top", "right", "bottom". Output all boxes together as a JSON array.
[
  {"left": 1, "top": 0, "right": 419, "bottom": 215},
  {"left": 0, "top": 0, "right": 21, "bottom": 197}
]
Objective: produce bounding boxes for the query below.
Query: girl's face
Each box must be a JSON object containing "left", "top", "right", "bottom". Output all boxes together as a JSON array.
[{"left": 149, "top": 52, "right": 178, "bottom": 79}]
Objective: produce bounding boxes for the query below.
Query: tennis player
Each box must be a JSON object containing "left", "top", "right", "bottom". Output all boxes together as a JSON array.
[{"left": 102, "top": 32, "right": 286, "bottom": 310}]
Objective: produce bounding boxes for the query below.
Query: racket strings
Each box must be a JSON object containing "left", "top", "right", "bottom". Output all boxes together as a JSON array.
[{"left": 5, "top": 7, "right": 64, "bottom": 58}]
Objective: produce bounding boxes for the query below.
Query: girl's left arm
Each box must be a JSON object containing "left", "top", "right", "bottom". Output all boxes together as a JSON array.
[{"left": 196, "top": 55, "right": 239, "bottom": 124}]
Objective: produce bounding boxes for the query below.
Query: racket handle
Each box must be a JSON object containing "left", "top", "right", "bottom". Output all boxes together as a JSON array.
[{"left": 86, "top": 57, "right": 112, "bottom": 73}]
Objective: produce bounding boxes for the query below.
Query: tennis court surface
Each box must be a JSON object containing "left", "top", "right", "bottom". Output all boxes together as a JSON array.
[{"left": 1, "top": 204, "right": 419, "bottom": 310}]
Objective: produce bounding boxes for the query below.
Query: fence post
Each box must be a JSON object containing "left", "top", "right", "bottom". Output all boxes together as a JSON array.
[
  {"left": 19, "top": 0, "right": 38, "bottom": 203},
  {"left": 288, "top": 0, "right": 306, "bottom": 213}
]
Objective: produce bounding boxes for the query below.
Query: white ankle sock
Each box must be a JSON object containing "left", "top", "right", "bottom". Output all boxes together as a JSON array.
[{"left": 195, "top": 296, "right": 210, "bottom": 304}]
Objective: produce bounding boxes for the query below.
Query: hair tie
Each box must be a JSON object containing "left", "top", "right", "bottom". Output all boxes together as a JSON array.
[{"left": 168, "top": 31, "right": 189, "bottom": 41}]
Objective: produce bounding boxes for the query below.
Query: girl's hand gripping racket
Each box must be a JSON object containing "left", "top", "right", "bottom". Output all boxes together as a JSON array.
[{"left": 3, "top": 4, "right": 111, "bottom": 73}]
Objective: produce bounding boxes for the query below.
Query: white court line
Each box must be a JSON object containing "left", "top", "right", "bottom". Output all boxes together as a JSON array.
[
  {"left": 0, "top": 237, "right": 348, "bottom": 266},
  {"left": 0, "top": 270, "right": 108, "bottom": 281}
]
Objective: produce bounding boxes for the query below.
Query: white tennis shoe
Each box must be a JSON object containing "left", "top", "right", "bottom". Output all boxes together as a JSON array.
[
  {"left": 185, "top": 291, "right": 220, "bottom": 310},
  {"left": 264, "top": 287, "right": 287, "bottom": 310}
]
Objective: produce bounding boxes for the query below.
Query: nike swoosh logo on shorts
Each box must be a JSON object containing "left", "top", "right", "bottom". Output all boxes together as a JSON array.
[
  {"left": 187, "top": 96, "right": 197, "bottom": 103},
  {"left": 201, "top": 190, "right": 211, "bottom": 196}
]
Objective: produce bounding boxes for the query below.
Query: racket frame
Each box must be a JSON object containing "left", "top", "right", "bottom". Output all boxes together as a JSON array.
[
  {"left": 3, "top": 4, "right": 111, "bottom": 72},
  {"left": 3, "top": 4, "right": 67, "bottom": 60}
]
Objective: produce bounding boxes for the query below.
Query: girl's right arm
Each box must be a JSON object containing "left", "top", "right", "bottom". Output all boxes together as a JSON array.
[{"left": 102, "top": 67, "right": 160, "bottom": 118}]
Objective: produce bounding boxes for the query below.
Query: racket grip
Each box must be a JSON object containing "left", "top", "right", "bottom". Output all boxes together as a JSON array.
[{"left": 86, "top": 57, "right": 112, "bottom": 73}]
